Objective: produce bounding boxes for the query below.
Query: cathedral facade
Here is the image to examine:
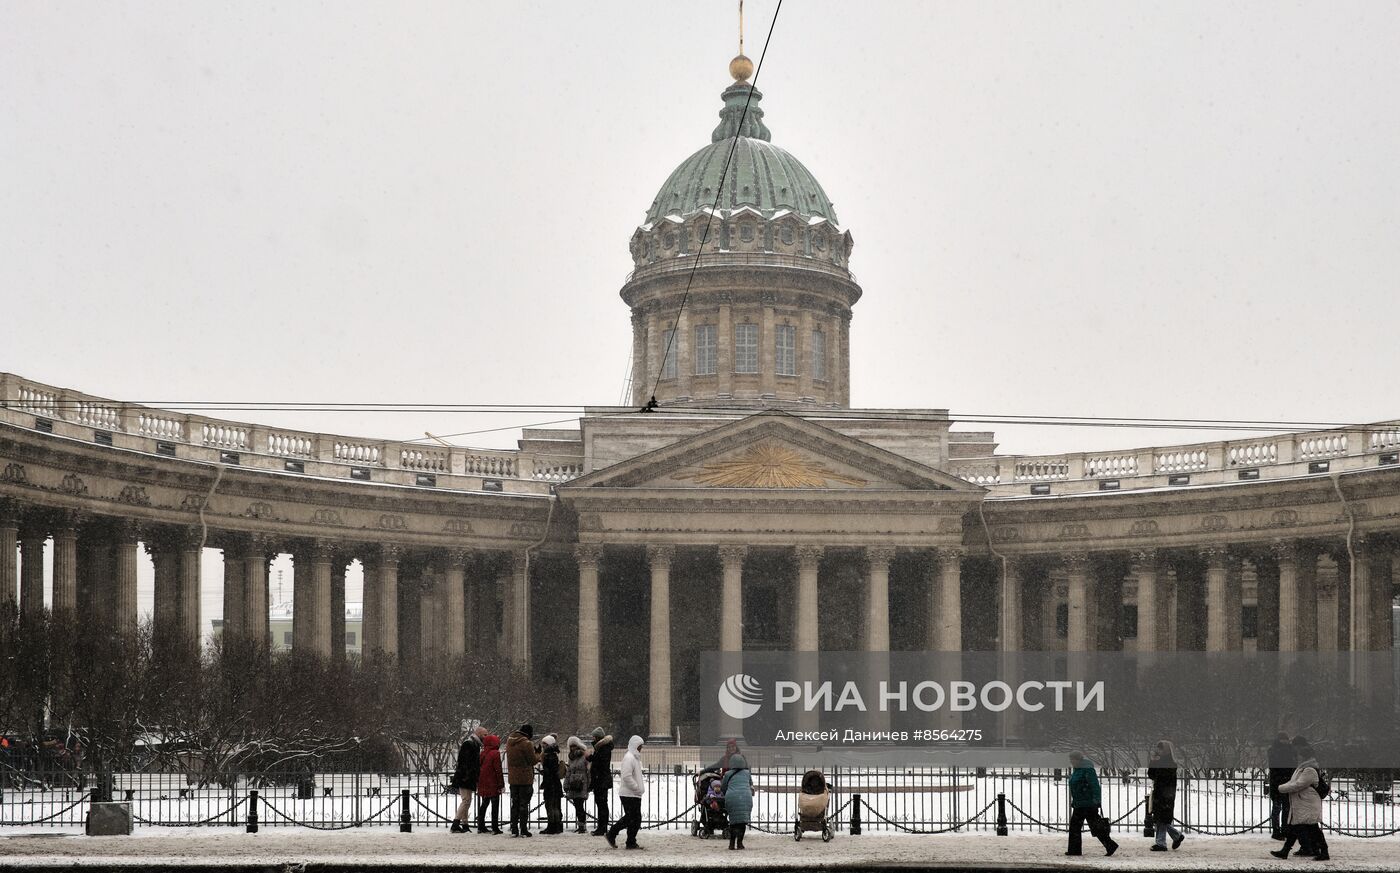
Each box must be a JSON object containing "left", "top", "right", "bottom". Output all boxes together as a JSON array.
[{"left": 2, "top": 57, "right": 1398, "bottom": 742}]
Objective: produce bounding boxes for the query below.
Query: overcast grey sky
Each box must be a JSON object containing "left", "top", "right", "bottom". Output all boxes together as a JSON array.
[{"left": 4, "top": 0, "right": 1398, "bottom": 463}]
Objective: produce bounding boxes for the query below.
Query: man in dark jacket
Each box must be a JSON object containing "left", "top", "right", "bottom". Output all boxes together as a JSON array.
[
  {"left": 448, "top": 727, "right": 483, "bottom": 833},
  {"left": 1066, "top": 752, "right": 1118, "bottom": 857},
  {"left": 1267, "top": 732, "right": 1296, "bottom": 841},
  {"left": 1147, "top": 740, "right": 1184, "bottom": 851},
  {"left": 589, "top": 727, "right": 614, "bottom": 836},
  {"left": 505, "top": 724, "right": 541, "bottom": 837}
]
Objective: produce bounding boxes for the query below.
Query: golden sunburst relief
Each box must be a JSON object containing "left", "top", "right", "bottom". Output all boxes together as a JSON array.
[{"left": 671, "top": 441, "right": 868, "bottom": 488}]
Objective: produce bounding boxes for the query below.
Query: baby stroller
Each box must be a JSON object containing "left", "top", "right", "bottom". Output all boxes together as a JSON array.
[
  {"left": 794, "top": 769, "right": 834, "bottom": 841},
  {"left": 691, "top": 769, "right": 729, "bottom": 838}
]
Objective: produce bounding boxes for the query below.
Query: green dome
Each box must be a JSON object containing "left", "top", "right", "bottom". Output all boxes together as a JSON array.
[{"left": 644, "top": 82, "right": 839, "bottom": 226}]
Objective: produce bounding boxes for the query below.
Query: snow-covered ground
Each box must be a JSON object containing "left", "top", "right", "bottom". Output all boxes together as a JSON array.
[{"left": 1, "top": 829, "right": 1399, "bottom": 870}]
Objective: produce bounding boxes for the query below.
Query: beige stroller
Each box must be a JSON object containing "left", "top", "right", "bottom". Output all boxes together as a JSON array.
[{"left": 793, "top": 769, "right": 834, "bottom": 842}]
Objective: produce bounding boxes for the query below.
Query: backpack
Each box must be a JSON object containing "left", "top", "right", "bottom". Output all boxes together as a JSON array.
[{"left": 1314, "top": 769, "right": 1330, "bottom": 799}]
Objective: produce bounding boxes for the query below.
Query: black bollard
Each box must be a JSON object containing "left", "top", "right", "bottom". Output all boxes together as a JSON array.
[
  {"left": 399, "top": 789, "right": 412, "bottom": 833},
  {"left": 850, "top": 793, "right": 862, "bottom": 836},
  {"left": 1142, "top": 792, "right": 1154, "bottom": 837},
  {"left": 246, "top": 790, "right": 259, "bottom": 834},
  {"left": 996, "top": 792, "right": 1008, "bottom": 836}
]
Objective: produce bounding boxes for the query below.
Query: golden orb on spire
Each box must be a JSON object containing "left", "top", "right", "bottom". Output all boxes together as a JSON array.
[{"left": 729, "top": 53, "right": 754, "bottom": 82}]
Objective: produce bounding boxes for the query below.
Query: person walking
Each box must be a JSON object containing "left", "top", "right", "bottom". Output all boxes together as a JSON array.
[
  {"left": 1270, "top": 742, "right": 1330, "bottom": 862},
  {"left": 605, "top": 735, "right": 645, "bottom": 850},
  {"left": 505, "top": 723, "right": 541, "bottom": 837},
  {"left": 475, "top": 732, "right": 504, "bottom": 835},
  {"left": 720, "top": 752, "right": 754, "bottom": 850},
  {"left": 1066, "top": 751, "right": 1119, "bottom": 857},
  {"left": 564, "top": 736, "right": 592, "bottom": 833},
  {"left": 1269, "top": 732, "right": 1297, "bottom": 841},
  {"left": 448, "top": 726, "right": 483, "bottom": 833},
  {"left": 589, "top": 727, "right": 614, "bottom": 836},
  {"left": 540, "top": 734, "right": 565, "bottom": 834},
  {"left": 1147, "top": 740, "right": 1185, "bottom": 851}
]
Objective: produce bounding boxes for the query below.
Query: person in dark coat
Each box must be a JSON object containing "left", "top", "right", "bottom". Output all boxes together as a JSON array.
[
  {"left": 505, "top": 724, "right": 541, "bottom": 837},
  {"left": 1066, "top": 751, "right": 1118, "bottom": 857},
  {"left": 448, "top": 727, "right": 483, "bottom": 833},
  {"left": 1147, "top": 740, "right": 1184, "bottom": 851},
  {"left": 563, "top": 736, "right": 592, "bottom": 833},
  {"left": 1268, "top": 732, "right": 1297, "bottom": 841},
  {"left": 720, "top": 753, "right": 754, "bottom": 850},
  {"left": 539, "top": 735, "right": 565, "bottom": 834},
  {"left": 588, "top": 728, "right": 614, "bottom": 836},
  {"left": 475, "top": 733, "right": 504, "bottom": 834}
]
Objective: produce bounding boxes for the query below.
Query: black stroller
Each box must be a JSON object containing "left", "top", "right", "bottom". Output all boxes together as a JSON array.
[{"left": 691, "top": 769, "right": 729, "bottom": 838}]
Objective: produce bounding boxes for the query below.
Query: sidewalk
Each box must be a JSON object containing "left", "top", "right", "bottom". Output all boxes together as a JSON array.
[{"left": 1, "top": 829, "right": 1397, "bottom": 871}]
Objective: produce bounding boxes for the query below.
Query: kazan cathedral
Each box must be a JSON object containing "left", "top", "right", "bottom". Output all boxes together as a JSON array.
[{"left": 2, "top": 52, "right": 1398, "bottom": 743}]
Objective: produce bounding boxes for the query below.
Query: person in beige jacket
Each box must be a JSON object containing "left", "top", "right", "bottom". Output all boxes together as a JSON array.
[{"left": 1269, "top": 742, "right": 1329, "bottom": 862}]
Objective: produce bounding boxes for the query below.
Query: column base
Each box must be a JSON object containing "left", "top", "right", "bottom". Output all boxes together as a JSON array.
[{"left": 645, "top": 734, "right": 676, "bottom": 746}]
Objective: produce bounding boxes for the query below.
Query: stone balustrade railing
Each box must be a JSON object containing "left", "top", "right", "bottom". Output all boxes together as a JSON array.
[
  {"left": 624, "top": 251, "right": 857, "bottom": 285},
  {"left": 0, "top": 373, "right": 569, "bottom": 496},
  {"left": 949, "top": 424, "right": 1400, "bottom": 496}
]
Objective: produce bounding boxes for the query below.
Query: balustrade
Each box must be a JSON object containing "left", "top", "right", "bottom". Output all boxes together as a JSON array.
[
  {"left": 1083, "top": 453, "right": 1137, "bottom": 478},
  {"left": 465, "top": 453, "right": 516, "bottom": 478},
  {"left": 1155, "top": 449, "right": 1209, "bottom": 474},
  {"left": 399, "top": 448, "right": 448, "bottom": 472},
  {"left": 1013, "top": 459, "right": 1069, "bottom": 482},
  {"left": 1226, "top": 440, "right": 1278, "bottom": 467},
  {"left": 267, "top": 432, "right": 314, "bottom": 458},
  {"left": 1298, "top": 433, "right": 1348, "bottom": 460},
  {"left": 334, "top": 440, "right": 382, "bottom": 465}
]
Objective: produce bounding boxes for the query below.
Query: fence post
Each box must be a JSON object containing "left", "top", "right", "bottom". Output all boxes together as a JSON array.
[
  {"left": 399, "top": 789, "right": 412, "bottom": 833},
  {"left": 246, "top": 790, "right": 259, "bottom": 833},
  {"left": 849, "top": 793, "right": 862, "bottom": 836},
  {"left": 1142, "top": 791, "right": 1154, "bottom": 837},
  {"left": 996, "top": 792, "right": 1008, "bottom": 836},
  {"left": 94, "top": 771, "right": 114, "bottom": 804}
]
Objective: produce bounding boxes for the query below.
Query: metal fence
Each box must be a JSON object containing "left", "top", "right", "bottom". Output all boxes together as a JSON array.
[{"left": 2, "top": 767, "right": 1396, "bottom": 837}]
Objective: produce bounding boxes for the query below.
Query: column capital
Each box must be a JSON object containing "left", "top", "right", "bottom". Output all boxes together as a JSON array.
[
  {"left": 718, "top": 544, "right": 748, "bottom": 565},
  {"left": 1200, "top": 545, "right": 1230, "bottom": 568},
  {"left": 866, "top": 545, "right": 897, "bottom": 566},
  {"left": 646, "top": 544, "right": 675, "bottom": 568},
  {"left": 1060, "top": 551, "right": 1089, "bottom": 572},
  {"left": 308, "top": 538, "right": 336, "bottom": 562},
  {"left": 1130, "top": 549, "right": 1157, "bottom": 572},
  {"left": 112, "top": 517, "right": 143, "bottom": 543},
  {"left": 574, "top": 542, "right": 603, "bottom": 568},
  {"left": 0, "top": 496, "right": 23, "bottom": 527},
  {"left": 445, "top": 546, "right": 474, "bottom": 567},
  {"left": 1269, "top": 539, "right": 1302, "bottom": 563},
  {"left": 793, "top": 544, "right": 822, "bottom": 565},
  {"left": 379, "top": 543, "right": 403, "bottom": 566},
  {"left": 933, "top": 546, "right": 965, "bottom": 564}
]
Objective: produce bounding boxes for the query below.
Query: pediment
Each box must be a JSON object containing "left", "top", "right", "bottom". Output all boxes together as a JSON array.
[{"left": 562, "top": 412, "right": 982, "bottom": 493}]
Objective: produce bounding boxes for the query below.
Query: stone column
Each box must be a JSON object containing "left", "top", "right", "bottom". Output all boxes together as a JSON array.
[
  {"left": 78, "top": 531, "right": 111, "bottom": 628},
  {"left": 1383, "top": 545, "right": 1398, "bottom": 655},
  {"left": 508, "top": 551, "right": 530, "bottom": 669},
  {"left": 222, "top": 548, "right": 245, "bottom": 640},
  {"left": 1065, "top": 552, "right": 1090, "bottom": 651},
  {"left": 0, "top": 501, "right": 18, "bottom": 610},
  {"left": 112, "top": 521, "right": 140, "bottom": 636},
  {"left": 330, "top": 554, "right": 348, "bottom": 660},
  {"left": 309, "top": 541, "right": 333, "bottom": 657},
  {"left": 999, "top": 558, "right": 1022, "bottom": 653},
  {"left": 647, "top": 545, "right": 674, "bottom": 742},
  {"left": 936, "top": 548, "right": 963, "bottom": 652},
  {"left": 576, "top": 544, "right": 603, "bottom": 716},
  {"left": 51, "top": 518, "right": 78, "bottom": 618},
  {"left": 420, "top": 571, "right": 439, "bottom": 662},
  {"left": 1225, "top": 553, "right": 1244, "bottom": 651},
  {"left": 18, "top": 523, "right": 45, "bottom": 620},
  {"left": 150, "top": 532, "right": 179, "bottom": 645},
  {"left": 676, "top": 307, "right": 692, "bottom": 399},
  {"left": 717, "top": 301, "right": 733, "bottom": 399},
  {"left": 1349, "top": 537, "right": 1372, "bottom": 653},
  {"left": 865, "top": 547, "right": 894, "bottom": 651},
  {"left": 1274, "top": 541, "right": 1300, "bottom": 652},
  {"left": 720, "top": 545, "right": 747, "bottom": 653},
  {"left": 1315, "top": 554, "right": 1340, "bottom": 652},
  {"left": 1133, "top": 550, "right": 1158, "bottom": 653},
  {"left": 1297, "top": 545, "right": 1318, "bottom": 650},
  {"left": 292, "top": 548, "right": 312, "bottom": 652},
  {"left": 243, "top": 539, "right": 271, "bottom": 649},
  {"left": 444, "top": 549, "right": 469, "bottom": 658},
  {"left": 798, "top": 309, "right": 814, "bottom": 399},
  {"left": 378, "top": 545, "right": 400, "bottom": 654},
  {"left": 1204, "top": 547, "right": 1229, "bottom": 652},
  {"left": 794, "top": 545, "right": 822, "bottom": 652},
  {"left": 177, "top": 529, "right": 203, "bottom": 657},
  {"left": 630, "top": 311, "right": 648, "bottom": 407}
]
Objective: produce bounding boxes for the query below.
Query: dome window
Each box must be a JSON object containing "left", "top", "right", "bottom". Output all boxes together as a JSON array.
[
  {"left": 740, "top": 223, "right": 755, "bottom": 243},
  {"left": 781, "top": 226, "right": 795, "bottom": 245}
]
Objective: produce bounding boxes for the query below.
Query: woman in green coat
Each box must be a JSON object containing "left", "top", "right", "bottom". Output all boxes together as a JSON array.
[{"left": 721, "top": 753, "right": 755, "bottom": 850}]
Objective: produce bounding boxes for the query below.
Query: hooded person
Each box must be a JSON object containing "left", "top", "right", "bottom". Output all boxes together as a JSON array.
[
  {"left": 563, "top": 735, "right": 592, "bottom": 833},
  {"left": 706, "top": 739, "right": 740, "bottom": 775},
  {"left": 539, "top": 734, "right": 565, "bottom": 834},
  {"left": 720, "top": 752, "right": 754, "bottom": 850},
  {"left": 448, "top": 726, "right": 484, "bottom": 833},
  {"left": 588, "top": 728, "right": 615, "bottom": 836},
  {"left": 1271, "top": 743, "right": 1330, "bottom": 861},
  {"left": 1268, "top": 732, "right": 1298, "bottom": 840},
  {"left": 1066, "top": 752, "right": 1118, "bottom": 857},
  {"left": 475, "top": 733, "right": 504, "bottom": 834},
  {"left": 605, "top": 735, "right": 645, "bottom": 849},
  {"left": 505, "top": 724, "right": 542, "bottom": 837},
  {"left": 1147, "top": 740, "right": 1184, "bottom": 851}
]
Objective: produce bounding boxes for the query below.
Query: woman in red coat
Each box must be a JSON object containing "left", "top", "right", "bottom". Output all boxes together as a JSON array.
[{"left": 475, "top": 734, "right": 504, "bottom": 834}]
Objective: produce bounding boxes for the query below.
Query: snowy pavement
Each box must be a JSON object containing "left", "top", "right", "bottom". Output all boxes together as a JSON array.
[{"left": 1, "top": 829, "right": 1398, "bottom": 870}]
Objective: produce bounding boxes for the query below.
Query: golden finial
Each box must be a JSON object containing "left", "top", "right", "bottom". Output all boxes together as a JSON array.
[{"left": 729, "top": 0, "right": 753, "bottom": 81}]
